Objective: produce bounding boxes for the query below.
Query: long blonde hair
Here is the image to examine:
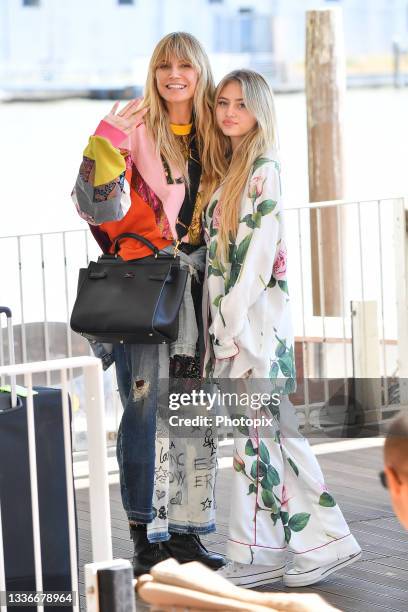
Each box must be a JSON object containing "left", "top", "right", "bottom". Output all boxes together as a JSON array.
[
  {"left": 141, "top": 32, "right": 215, "bottom": 187},
  {"left": 210, "top": 70, "right": 279, "bottom": 258}
]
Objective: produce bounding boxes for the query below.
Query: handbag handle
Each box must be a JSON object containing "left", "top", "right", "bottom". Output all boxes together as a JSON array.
[{"left": 113, "top": 233, "right": 160, "bottom": 256}]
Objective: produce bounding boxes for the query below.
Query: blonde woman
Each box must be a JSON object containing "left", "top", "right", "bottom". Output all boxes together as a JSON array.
[
  {"left": 203, "top": 70, "right": 361, "bottom": 587},
  {"left": 72, "top": 32, "right": 225, "bottom": 574}
]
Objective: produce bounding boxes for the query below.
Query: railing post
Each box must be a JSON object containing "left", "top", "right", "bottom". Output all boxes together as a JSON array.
[
  {"left": 83, "top": 361, "right": 113, "bottom": 562},
  {"left": 394, "top": 197, "right": 408, "bottom": 405}
]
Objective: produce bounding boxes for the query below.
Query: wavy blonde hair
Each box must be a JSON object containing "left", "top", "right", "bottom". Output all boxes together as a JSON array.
[
  {"left": 140, "top": 32, "right": 215, "bottom": 188},
  {"left": 210, "top": 70, "right": 279, "bottom": 258}
]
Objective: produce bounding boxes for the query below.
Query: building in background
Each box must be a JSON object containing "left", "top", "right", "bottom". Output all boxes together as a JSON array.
[{"left": 1, "top": 0, "right": 407, "bottom": 96}]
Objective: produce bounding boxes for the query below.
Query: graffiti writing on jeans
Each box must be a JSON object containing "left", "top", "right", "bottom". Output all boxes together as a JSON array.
[
  {"left": 203, "top": 428, "right": 217, "bottom": 456},
  {"left": 169, "top": 452, "right": 185, "bottom": 468},
  {"left": 159, "top": 447, "right": 169, "bottom": 464},
  {"left": 155, "top": 429, "right": 217, "bottom": 519},
  {"left": 158, "top": 506, "right": 167, "bottom": 520},
  {"left": 170, "top": 490, "right": 182, "bottom": 505},
  {"left": 201, "top": 497, "right": 212, "bottom": 511},
  {"left": 194, "top": 473, "right": 214, "bottom": 489},
  {"left": 169, "top": 470, "right": 186, "bottom": 487},
  {"left": 194, "top": 456, "right": 216, "bottom": 471},
  {"left": 155, "top": 465, "right": 169, "bottom": 484}
]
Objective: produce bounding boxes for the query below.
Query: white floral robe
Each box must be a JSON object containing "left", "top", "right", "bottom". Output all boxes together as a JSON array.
[
  {"left": 203, "top": 151, "right": 295, "bottom": 388},
  {"left": 203, "top": 153, "right": 361, "bottom": 568}
]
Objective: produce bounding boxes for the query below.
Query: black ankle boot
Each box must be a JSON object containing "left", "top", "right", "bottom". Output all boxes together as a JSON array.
[
  {"left": 129, "top": 524, "right": 170, "bottom": 577},
  {"left": 162, "top": 533, "right": 226, "bottom": 569}
]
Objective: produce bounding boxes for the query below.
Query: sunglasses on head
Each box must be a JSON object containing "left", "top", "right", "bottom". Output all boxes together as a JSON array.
[{"left": 379, "top": 471, "right": 388, "bottom": 489}]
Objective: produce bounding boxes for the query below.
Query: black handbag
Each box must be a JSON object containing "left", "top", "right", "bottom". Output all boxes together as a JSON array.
[{"left": 70, "top": 233, "right": 188, "bottom": 344}]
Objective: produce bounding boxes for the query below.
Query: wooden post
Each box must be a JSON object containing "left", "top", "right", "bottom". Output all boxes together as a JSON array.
[
  {"left": 306, "top": 8, "right": 346, "bottom": 316},
  {"left": 351, "top": 301, "right": 382, "bottom": 423}
]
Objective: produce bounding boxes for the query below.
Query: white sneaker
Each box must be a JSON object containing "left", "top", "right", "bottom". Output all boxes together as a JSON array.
[
  {"left": 217, "top": 560, "right": 285, "bottom": 588},
  {"left": 283, "top": 550, "right": 362, "bottom": 587}
]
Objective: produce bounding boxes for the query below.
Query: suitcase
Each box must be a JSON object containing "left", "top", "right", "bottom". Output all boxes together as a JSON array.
[{"left": 0, "top": 307, "right": 78, "bottom": 612}]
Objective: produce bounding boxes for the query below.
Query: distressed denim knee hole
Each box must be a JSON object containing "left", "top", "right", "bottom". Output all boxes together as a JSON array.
[{"left": 132, "top": 379, "right": 150, "bottom": 401}]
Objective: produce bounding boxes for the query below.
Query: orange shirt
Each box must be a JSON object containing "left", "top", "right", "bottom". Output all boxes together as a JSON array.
[{"left": 100, "top": 170, "right": 172, "bottom": 260}]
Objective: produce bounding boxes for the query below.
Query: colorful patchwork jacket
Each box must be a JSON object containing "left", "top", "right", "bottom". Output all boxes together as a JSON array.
[{"left": 72, "top": 120, "right": 203, "bottom": 260}]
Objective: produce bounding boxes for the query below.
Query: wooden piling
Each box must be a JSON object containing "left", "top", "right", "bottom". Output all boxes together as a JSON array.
[{"left": 306, "top": 8, "right": 346, "bottom": 317}]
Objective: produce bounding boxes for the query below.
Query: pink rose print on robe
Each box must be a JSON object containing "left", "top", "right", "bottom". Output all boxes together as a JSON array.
[
  {"left": 233, "top": 452, "right": 245, "bottom": 472},
  {"left": 248, "top": 176, "right": 265, "bottom": 200},
  {"left": 319, "top": 481, "right": 329, "bottom": 493},
  {"left": 212, "top": 201, "right": 222, "bottom": 229},
  {"left": 273, "top": 242, "right": 287, "bottom": 280}
]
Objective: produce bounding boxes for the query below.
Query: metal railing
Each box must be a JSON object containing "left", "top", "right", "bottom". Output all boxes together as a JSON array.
[
  {"left": 0, "top": 356, "right": 111, "bottom": 612},
  {"left": 1, "top": 195, "right": 407, "bottom": 446},
  {"left": 0, "top": 230, "right": 121, "bottom": 450},
  {"left": 285, "top": 196, "right": 407, "bottom": 428}
]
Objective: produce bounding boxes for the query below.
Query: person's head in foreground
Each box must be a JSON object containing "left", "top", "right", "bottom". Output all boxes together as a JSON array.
[{"left": 383, "top": 411, "right": 408, "bottom": 529}]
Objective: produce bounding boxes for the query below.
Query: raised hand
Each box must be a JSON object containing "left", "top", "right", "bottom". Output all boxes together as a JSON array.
[{"left": 103, "top": 98, "right": 148, "bottom": 135}]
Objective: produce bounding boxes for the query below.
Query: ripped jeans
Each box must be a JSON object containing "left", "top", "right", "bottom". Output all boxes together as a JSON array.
[
  {"left": 114, "top": 341, "right": 169, "bottom": 523},
  {"left": 108, "top": 246, "right": 206, "bottom": 525}
]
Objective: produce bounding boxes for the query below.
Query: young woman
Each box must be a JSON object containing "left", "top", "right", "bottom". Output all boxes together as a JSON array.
[
  {"left": 72, "top": 32, "right": 225, "bottom": 575},
  {"left": 203, "top": 69, "right": 361, "bottom": 587}
]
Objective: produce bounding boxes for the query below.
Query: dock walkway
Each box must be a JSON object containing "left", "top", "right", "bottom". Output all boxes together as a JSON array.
[{"left": 76, "top": 442, "right": 408, "bottom": 611}]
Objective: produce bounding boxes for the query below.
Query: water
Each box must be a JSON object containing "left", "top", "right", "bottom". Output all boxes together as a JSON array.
[{"left": 0, "top": 87, "right": 407, "bottom": 239}]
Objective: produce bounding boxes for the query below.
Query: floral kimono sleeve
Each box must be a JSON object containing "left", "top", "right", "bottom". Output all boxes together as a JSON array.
[{"left": 209, "top": 159, "right": 282, "bottom": 359}]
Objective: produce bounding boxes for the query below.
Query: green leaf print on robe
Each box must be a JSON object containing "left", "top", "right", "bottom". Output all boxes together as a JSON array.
[
  {"left": 224, "top": 186, "right": 276, "bottom": 292},
  {"left": 208, "top": 239, "right": 217, "bottom": 261},
  {"left": 242, "top": 212, "right": 262, "bottom": 229},
  {"left": 241, "top": 200, "right": 276, "bottom": 228},
  {"left": 288, "top": 512, "right": 311, "bottom": 532},
  {"left": 207, "top": 199, "right": 219, "bottom": 238},
  {"left": 319, "top": 492, "right": 337, "bottom": 507},
  {"left": 278, "top": 280, "right": 289, "bottom": 294},
  {"left": 270, "top": 361, "right": 279, "bottom": 379},
  {"left": 238, "top": 439, "right": 311, "bottom": 539},
  {"left": 257, "top": 199, "right": 277, "bottom": 216},
  {"left": 258, "top": 440, "right": 270, "bottom": 464},
  {"left": 269, "top": 336, "right": 296, "bottom": 388},
  {"left": 280, "top": 511, "right": 289, "bottom": 525},
  {"left": 208, "top": 238, "right": 227, "bottom": 279},
  {"left": 251, "top": 157, "right": 274, "bottom": 175},
  {"left": 261, "top": 489, "right": 278, "bottom": 512},
  {"left": 225, "top": 234, "right": 253, "bottom": 292},
  {"left": 207, "top": 264, "right": 223, "bottom": 277},
  {"left": 245, "top": 439, "right": 258, "bottom": 456},
  {"left": 287, "top": 457, "right": 299, "bottom": 477}
]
